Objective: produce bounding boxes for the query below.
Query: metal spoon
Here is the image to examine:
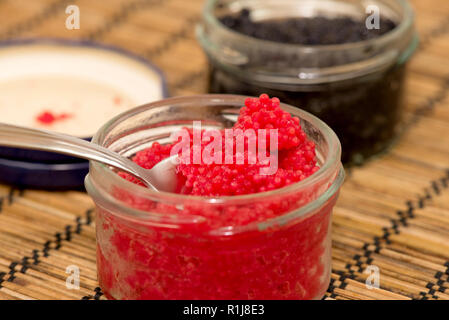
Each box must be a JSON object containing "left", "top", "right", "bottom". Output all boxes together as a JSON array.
[{"left": 0, "top": 123, "right": 178, "bottom": 192}]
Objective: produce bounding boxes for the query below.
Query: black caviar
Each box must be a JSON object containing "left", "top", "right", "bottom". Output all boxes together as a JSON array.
[
  {"left": 220, "top": 9, "right": 397, "bottom": 45},
  {"left": 208, "top": 10, "right": 404, "bottom": 165}
]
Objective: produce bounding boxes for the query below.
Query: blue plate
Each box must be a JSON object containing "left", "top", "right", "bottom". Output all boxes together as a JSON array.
[
  {"left": 0, "top": 38, "right": 168, "bottom": 164},
  {"left": 0, "top": 158, "right": 89, "bottom": 190},
  {"left": 0, "top": 138, "right": 91, "bottom": 163}
]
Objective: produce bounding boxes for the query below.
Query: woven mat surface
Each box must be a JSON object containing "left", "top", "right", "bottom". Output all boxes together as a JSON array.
[{"left": 1, "top": 0, "right": 449, "bottom": 300}]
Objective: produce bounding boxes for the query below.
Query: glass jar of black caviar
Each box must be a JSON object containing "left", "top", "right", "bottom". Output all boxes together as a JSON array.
[{"left": 197, "top": 0, "right": 418, "bottom": 165}]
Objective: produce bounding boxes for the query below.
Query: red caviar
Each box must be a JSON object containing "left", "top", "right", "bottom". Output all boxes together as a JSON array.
[
  {"left": 121, "top": 94, "right": 319, "bottom": 197},
  {"left": 97, "top": 94, "right": 337, "bottom": 300}
]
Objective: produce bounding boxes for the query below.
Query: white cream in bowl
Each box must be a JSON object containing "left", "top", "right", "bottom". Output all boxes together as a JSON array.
[{"left": 0, "top": 41, "right": 166, "bottom": 137}]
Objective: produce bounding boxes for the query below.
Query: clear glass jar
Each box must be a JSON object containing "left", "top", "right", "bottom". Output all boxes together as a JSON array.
[
  {"left": 85, "top": 95, "right": 344, "bottom": 300},
  {"left": 197, "top": 0, "right": 418, "bottom": 165}
]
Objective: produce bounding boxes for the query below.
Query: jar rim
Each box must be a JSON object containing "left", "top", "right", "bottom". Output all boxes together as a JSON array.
[
  {"left": 198, "top": 0, "right": 417, "bottom": 85},
  {"left": 202, "top": 0, "right": 414, "bottom": 52},
  {"left": 88, "top": 94, "right": 342, "bottom": 205}
]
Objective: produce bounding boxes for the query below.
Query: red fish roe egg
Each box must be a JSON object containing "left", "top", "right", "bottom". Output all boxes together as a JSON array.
[
  {"left": 132, "top": 142, "right": 173, "bottom": 169},
  {"left": 235, "top": 94, "right": 305, "bottom": 150},
  {"left": 280, "top": 140, "right": 319, "bottom": 172},
  {"left": 118, "top": 141, "right": 173, "bottom": 186}
]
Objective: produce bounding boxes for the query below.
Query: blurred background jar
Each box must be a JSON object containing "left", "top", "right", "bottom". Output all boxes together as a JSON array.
[{"left": 197, "top": 0, "right": 418, "bottom": 165}]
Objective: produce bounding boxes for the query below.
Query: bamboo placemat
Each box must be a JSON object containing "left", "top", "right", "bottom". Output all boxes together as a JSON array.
[{"left": 0, "top": 0, "right": 449, "bottom": 300}]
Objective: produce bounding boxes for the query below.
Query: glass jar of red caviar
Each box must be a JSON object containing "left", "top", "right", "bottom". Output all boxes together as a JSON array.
[
  {"left": 197, "top": 0, "right": 418, "bottom": 165},
  {"left": 85, "top": 95, "right": 344, "bottom": 300}
]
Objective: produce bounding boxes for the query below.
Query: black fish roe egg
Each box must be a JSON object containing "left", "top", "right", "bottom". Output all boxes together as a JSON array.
[
  {"left": 219, "top": 11, "right": 397, "bottom": 45},
  {"left": 209, "top": 9, "right": 404, "bottom": 166}
]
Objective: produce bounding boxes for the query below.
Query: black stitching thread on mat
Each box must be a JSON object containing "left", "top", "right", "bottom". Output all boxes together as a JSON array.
[
  {"left": 7, "top": 262, "right": 17, "bottom": 282},
  {"left": 430, "top": 263, "right": 449, "bottom": 294},
  {"left": 0, "top": 0, "right": 72, "bottom": 39},
  {"left": 326, "top": 270, "right": 356, "bottom": 299},
  {"left": 324, "top": 278, "right": 336, "bottom": 299},
  {"left": 0, "top": 272, "right": 5, "bottom": 288},
  {"left": 402, "top": 77, "right": 449, "bottom": 132},
  {"left": 323, "top": 278, "right": 342, "bottom": 300},
  {"left": 2, "top": 186, "right": 25, "bottom": 207},
  {"left": 331, "top": 169, "right": 449, "bottom": 299},
  {"left": 8, "top": 187, "right": 16, "bottom": 205},
  {"left": 142, "top": 15, "right": 200, "bottom": 58},
  {"left": 419, "top": 290, "right": 439, "bottom": 300},
  {"left": 81, "top": 287, "right": 103, "bottom": 301},
  {"left": 389, "top": 170, "right": 449, "bottom": 242},
  {"left": 4, "top": 208, "right": 94, "bottom": 284},
  {"left": 93, "top": 286, "right": 104, "bottom": 300},
  {"left": 9, "top": 187, "right": 24, "bottom": 203},
  {"left": 85, "top": 0, "right": 165, "bottom": 41},
  {"left": 6, "top": 186, "right": 26, "bottom": 205},
  {"left": 81, "top": 287, "right": 103, "bottom": 300},
  {"left": 75, "top": 217, "right": 83, "bottom": 234},
  {"left": 0, "top": 186, "right": 22, "bottom": 214}
]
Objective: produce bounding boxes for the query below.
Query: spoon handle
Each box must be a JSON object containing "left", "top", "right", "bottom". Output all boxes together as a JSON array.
[{"left": 0, "top": 123, "right": 157, "bottom": 190}]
